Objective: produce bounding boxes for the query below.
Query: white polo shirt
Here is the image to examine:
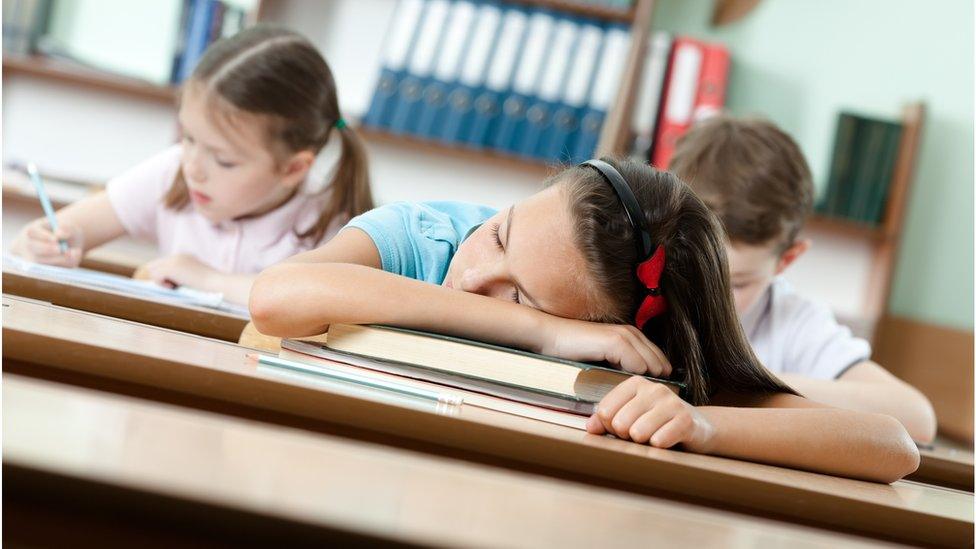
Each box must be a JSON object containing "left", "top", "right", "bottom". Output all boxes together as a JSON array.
[{"left": 740, "top": 277, "right": 871, "bottom": 379}]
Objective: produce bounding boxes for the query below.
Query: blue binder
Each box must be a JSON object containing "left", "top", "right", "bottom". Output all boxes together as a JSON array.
[
  {"left": 437, "top": 1, "right": 503, "bottom": 144},
  {"left": 175, "top": 0, "right": 217, "bottom": 83},
  {"left": 465, "top": 5, "right": 530, "bottom": 148},
  {"left": 568, "top": 23, "right": 630, "bottom": 164},
  {"left": 541, "top": 19, "right": 604, "bottom": 163},
  {"left": 415, "top": 1, "right": 477, "bottom": 139},
  {"left": 363, "top": 0, "right": 428, "bottom": 129},
  {"left": 516, "top": 16, "right": 580, "bottom": 159},
  {"left": 389, "top": 0, "right": 453, "bottom": 135},
  {"left": 489, "top": 9, "right": 555, "bottom": 153}
]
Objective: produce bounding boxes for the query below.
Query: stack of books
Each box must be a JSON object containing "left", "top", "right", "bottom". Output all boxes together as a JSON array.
[{"left": 818, "top": 112, "right": 903, "bottom": 225}]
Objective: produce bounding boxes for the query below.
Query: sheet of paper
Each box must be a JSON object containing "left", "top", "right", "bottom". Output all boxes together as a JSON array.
[{"left": 4, "top": 253, "right": 249, "bottom": 317}]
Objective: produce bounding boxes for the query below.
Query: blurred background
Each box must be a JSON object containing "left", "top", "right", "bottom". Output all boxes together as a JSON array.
[{"left": 2, "top": 0, "right": 973, "bottom": 442}]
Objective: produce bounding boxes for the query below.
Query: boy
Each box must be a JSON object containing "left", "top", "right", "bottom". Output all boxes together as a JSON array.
[{"left": 669, "top": 116, "right": 936, "bottom": 442}]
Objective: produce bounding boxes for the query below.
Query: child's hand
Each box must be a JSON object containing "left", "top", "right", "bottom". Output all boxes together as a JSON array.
[
  {"left": 586, "top": 377, "right": 715, "bottom": 452},
  {"left": 540, "top": 317, "right": 671, "bottom": 376},
  {"left": 143, "top": 254, "right": 216, "bottom": 290},
  {"left": 11, "top": 218, "right": 84, "bottom": 267}
]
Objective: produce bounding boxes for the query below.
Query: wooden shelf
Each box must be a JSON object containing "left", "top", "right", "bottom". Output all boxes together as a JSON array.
[
  {"left": 507, "top": 0, "right": 635, "bottom": 23},
  {"left": 805, "top": 213, "right": 885, "bottom": 242},
  {"left": 358, "top": 126, "right": 558, "bottom": 177},
  {"left": 2, "top": 55, "right": 177, "bottom": 105}
]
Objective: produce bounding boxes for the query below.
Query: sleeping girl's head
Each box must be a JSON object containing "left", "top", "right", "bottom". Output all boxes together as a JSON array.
[
  {"left": 169, "top": 24, "right": 373, "bottom": 241},
  {"left": 444, "top": 158, "right": 793, "bottom": 404}
]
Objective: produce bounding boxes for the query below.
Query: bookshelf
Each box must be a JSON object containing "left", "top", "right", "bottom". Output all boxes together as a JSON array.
[
  {"left": 799, "top": 102, "right": 925, "bottom": 342},
  {"left": 359, "top": 126, "right": 554, "bottom": 177},
  {"left": 342, "top": 0, "right": 656, "bottom": 171},
  {"left": 2, "top": 54, "right": 177, "bottom": 105}
]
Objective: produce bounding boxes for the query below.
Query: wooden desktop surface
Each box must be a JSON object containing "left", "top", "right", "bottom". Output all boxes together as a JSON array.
[
  {"left": 3, "top": 295, "right": 972, "bottom": 546},
  {"left": 4, "top": 375, "right": 898, "bottom": 548},
  {"left": 2, "top": 267, "right": 248, "bottom": 342},
  {"left": 914, "top": 443, "right": 974, "bottom": 492},
  {"left": 237, "top": 322, "right": 976, "bottom": 495}
]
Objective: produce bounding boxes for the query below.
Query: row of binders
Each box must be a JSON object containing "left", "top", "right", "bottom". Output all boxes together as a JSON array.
[
  {"left": 363, "top": 0, "right": 731, "bottom": 168},
  {"left": 629, "top": 34, "right": 730, "bottom": 169},
  {"left": 364, "top": 0, "right": 634, "bottom": 165},
  {"left": 171, "top": 0, "right": 250, "bottom": 83}
]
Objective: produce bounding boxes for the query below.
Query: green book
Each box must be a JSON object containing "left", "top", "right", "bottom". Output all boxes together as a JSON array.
[
  {"left": 281, "top": 323, "right": 686, "bottom": 415},
  {"left": 821, "top": 113, "right": 860, "bottom": 216},
  {"left": 848, "top": 121, "right": 887, "bottom": 222},
  {"left": 866, "top": 122, "right": 904, "bottom": 225}
]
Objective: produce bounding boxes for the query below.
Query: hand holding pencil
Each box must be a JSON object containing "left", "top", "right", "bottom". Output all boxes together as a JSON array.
[{"left": 10, "top": 164, "right": 84, "bottom": 267}]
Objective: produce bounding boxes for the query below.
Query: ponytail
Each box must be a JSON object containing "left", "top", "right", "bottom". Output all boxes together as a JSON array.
[
  {"left": 298, "top": 124, "right": 374, "bottom": 243},
  {"left": 561, "top": 158, "right": 795, "bottom": 405}
]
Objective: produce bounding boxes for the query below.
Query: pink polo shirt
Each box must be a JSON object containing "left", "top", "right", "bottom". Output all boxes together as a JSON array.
[{"left": 105, "top": 145, "right": 344, "bottom": 274}]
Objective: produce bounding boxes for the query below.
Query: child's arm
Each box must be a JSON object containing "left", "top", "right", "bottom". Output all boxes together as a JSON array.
[
  {"left": 778, "top": 361, "right": 937, "bottom": 443},
  {"left": 11, "top": 191, "right": 126, "bottom": 267},
  {"left": 250, "top": 229, "right": 671, "bottom": 375},
  {"left": 586, "top": 377, "right": 920, "bottom": 483},
  {"left": 138, "top": 254, "right": 254, "bottom": 306}
]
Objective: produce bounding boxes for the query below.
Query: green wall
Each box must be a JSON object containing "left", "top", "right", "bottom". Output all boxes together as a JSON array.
[{"left": 652, "top": 0, "right": 974, "bottom": 330}]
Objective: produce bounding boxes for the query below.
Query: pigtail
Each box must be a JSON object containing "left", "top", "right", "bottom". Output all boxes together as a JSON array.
[{"left": 299, "top": 123, "right": 375, "bottom": 244}]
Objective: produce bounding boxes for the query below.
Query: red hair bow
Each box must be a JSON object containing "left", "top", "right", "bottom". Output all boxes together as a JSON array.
[{"left": 634, "top": 246, "right": 668, "bottom": 329}]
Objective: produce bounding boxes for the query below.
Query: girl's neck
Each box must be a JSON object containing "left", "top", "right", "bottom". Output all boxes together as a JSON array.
[{"left": 236, "top": 185, "right": 300, "bottom": 222}]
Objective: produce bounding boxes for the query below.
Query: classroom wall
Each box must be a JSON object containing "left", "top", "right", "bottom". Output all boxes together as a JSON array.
[{"left": 651, "top": 0, "right": 975, "bottom": 331}]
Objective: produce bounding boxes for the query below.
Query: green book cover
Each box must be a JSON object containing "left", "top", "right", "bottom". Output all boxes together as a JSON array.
[
  {"left": 821, "top": 113, "right": 860, "bottom": 216},
  {"left": 866, "top": 122, "right": 904, "bottom": 225},
  {"left": 848, "top": 121, "right": 886, "bottom": 222}
]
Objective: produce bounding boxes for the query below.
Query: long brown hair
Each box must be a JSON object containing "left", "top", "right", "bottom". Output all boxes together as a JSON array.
[
  {"left": 559, "top": 158, "right": 794, "bottom": 405},
  {"left": 165, "top": 24, "right": 373, "bottom": 243}
]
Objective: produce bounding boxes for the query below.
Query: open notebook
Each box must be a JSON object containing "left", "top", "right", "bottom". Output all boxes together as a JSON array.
[{"left": 3, "top": 254, "right": 249, "bottom": 317}]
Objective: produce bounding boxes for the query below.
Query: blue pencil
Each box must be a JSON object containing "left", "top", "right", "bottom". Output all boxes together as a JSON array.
[{"left": 27, "top": 163, "right": 68, "bottom": 254}]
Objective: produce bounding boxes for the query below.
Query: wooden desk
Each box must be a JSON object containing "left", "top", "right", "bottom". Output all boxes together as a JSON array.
[
  {"left": 912, "top": 441, "right": 974, "bottom": 492},
  {"left": 3, "top": 267, "right": 249, "bottom": 342},
  {"left": 4, "top": 375, "right": 894, "bottom": 548},
  {"left": 3, "top": 295, "right": 972, "bottom": 546}
]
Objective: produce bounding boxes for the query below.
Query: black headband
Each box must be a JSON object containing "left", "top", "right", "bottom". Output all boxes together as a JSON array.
[{"left": 580, "top": 160, "right": 654, "bottom": 259}]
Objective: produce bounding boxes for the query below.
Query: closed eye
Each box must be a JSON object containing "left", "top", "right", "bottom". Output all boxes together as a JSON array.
[{"left": 490, "top": 222, "right": 503, "bottom": 250}]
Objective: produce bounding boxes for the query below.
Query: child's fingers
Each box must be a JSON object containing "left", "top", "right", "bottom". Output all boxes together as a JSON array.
[
  {"left": 609, "top": 391, "right": 658, "bottom": 440},
  {"left": 629, "top": 407, "right": 678, "bottom": 445},
  {"left": 585, "top": 414, "right": 605, "bottom": 434},
  {"left": 27, "top": 238, "right": 67, "bottom": 259},
  {"left": 648, "top": 414, "right": 694, "bottom": 449},
  {"left": 26, "top": 220, "right": 58, "bottom": 243},
  {"left": 594, "top": 378, "right": 641, "bottom": 432},
  {"left": 626, "top": 325, "right": 672, "bottom": 377}
]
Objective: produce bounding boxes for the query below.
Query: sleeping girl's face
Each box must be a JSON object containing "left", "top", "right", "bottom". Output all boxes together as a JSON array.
[{"left": 443, "top": 185, "right": 598, "bottom": 319}]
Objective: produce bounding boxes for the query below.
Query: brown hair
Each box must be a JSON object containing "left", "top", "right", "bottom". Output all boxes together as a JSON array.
[
  {"left": 668, "top": 115, "right": 813, "bottom": 250},
  {"left": 559, "top": 158, "right": 794, "bottom": 405},
  {"left": 164, "top": 24, "right": 373, "bottom": 243}
]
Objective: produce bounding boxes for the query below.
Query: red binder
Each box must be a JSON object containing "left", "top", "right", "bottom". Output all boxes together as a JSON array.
[{"left": 650, "top": 38, "right": 730, "bottom": 169}]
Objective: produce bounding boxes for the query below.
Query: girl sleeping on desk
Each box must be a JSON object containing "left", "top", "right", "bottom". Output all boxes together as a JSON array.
[{"left": 251, "top": 158, "right": 920, "bottom": 483}]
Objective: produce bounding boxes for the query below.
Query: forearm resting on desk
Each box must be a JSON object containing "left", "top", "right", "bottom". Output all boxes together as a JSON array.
[
  {"left": 779, "top": 362, "right": 937, "bottom": 443},
  {"left": 699, "top": 403, "right": 920, "bottom": 483}
]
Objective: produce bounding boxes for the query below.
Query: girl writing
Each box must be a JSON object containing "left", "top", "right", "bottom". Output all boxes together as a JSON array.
[
  {"left": 12, "top": 25, "right": 373, "bottom": 305},
  {"left": 250, "top": 158, "right": 918, "bottom": 483}
]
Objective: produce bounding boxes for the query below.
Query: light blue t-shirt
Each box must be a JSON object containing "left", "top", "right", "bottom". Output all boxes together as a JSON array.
[{"left": 344, "top": 201, "right": 498, "bottom": 285}]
